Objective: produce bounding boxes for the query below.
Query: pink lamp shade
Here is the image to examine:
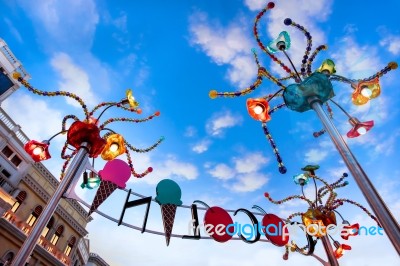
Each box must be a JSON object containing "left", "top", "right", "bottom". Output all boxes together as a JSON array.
[
  {"left": 346, "top": 118, "right": 374, "bottom": 138},
  {"left": 24, "top": 140, "right": 51, "bottom": 162}
]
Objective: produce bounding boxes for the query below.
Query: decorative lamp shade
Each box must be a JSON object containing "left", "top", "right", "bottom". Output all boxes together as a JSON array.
[
  {"left": 302, "top": 209, "right": 326, "bottom": 237},
  {"left": 266, "top": 31, "right": 291, "bottom": 53},
  {"left": 351, "top": 77, "right": 381, "bottom": 105},
  {"left": 126, "top": 89, "right": 139, "bottom": 108},
  {"left": 334, "top": 242, "right": 351, "bottom": 259},
  {"left": 101, "top": 134, "right": 126, "bottom": 160},
  {"left": 81, "top": 172, "right": 101, "bottom": 189},
  {"left": 293, "top": 173, "right": 309, "bottom": 186},
  {"left": 346, "top": 118, "right": 374, "bottom": 138},
  {"left": 317, "top": 59, "right": 336, "bottom": 75},
  {"left": 246, "top": 98, "right": 271, "bottom": 122},
  {"left": 24, "top": 140, "right": 51, "bottom": 162},
  {"left": 341, "top": 223, "right": 359, "bottom": 240},
  {"left": 67, "top": 121, "right": 106, "bottom": 158},
  {"left": 322, "top": 210, "right": 337, "bottom": 226}
]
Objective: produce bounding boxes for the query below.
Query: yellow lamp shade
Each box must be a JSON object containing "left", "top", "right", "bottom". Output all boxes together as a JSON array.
[
  {"left": 101, "top": 134, "right": 126, "bottom": 160},
  {"left": 317, "top": 59, "right": 336, "bottom": 75},
  {"left": 302, "top": 209, "right": 336, "bottom": 237},
  {"left": 351, "top": 77, "right": 380, "bottom": 105},
  {"left": 126, "top": 89, "right": 139, "bottom": 108}
]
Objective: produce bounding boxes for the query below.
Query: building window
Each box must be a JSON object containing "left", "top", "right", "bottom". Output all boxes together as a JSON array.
[
  {"left": 1, "top": 251, "right": 14, "bottom": 266},
  {"left": 64, "top": 236, "right": 76, "bottom": 256},
  {"left": 26, "top": 205, "right": 43, "bottom": 226},
  {"left": 10, "top": 191, "right": 26, "bottom": 213},
  {"left": 1, "top": 145, "right": 22, "bottom": 167},
  {"left": 50, "top": 225, "right": 64, "bottom": 245},
  {"left": 41, "top": 216, "right": 54, "bottom": 238}
]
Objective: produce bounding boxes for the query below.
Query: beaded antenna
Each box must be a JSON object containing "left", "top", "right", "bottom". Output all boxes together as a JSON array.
[
  {"left": 13, "top": 72, "right": 164, "bottom": 213},
  {"left": 209, "top": 2, "right": 397, "bottom": 173},
  {"left": 262, "top": 164, "right": 378, "bottom": 260}
]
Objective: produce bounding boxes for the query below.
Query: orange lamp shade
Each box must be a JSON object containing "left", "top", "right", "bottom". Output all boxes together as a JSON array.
[
  {"left": 24, "top": 140, "right": 51, "bottom": 162},
  {"left": 302, "top": 209, "right": 325, "bottom": 237},
  {"left": 351, "top": 77, "right": 380, "bottom": 105},
  {"left": 101, "top": 134, "right": 126, "bottom": 160},
  {"left": 334, "top": 243, "right": 351, "bottom": 258},
  {"left": 67, "top": 121, "right": 106, "bottom": 158},
  {"left": 246, "top": 98, "right": 271, "bottom": 122}
]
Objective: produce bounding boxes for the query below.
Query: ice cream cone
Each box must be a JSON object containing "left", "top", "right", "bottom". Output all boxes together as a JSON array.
[
  {"left": 160, "top": 204, "right": 177, "bottom": 246},
  {"left": 88, "top": 180, "right": 118, "bottom": 216}
]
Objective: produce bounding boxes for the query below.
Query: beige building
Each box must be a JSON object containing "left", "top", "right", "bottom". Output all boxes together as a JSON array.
[{"left": 0, "top": 39, "right": 107, "bottom": 266}]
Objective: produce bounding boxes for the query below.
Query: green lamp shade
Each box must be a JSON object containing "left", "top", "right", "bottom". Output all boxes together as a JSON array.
[{"left": 266, "top": 31, "right": 291, "bottom": 53}]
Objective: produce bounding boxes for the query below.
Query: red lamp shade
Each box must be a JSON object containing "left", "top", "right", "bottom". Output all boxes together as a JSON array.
[
  {"left": 24, "top": 140, "right": 51, "bottom": 162},
  {"left": 346, "top": 118, "right": 374, "bottom": 138},
  {"left": 334, "top": 242, "right": 351, "bottom": 259},
  {"left": 246, "top": 98, "right": 271, "bottom": 122},
  {"left": 67, "top": 121, "right": 106, "bottom": 158},
  {"left": 351, "top": 77, "right": 380, "bottom": 105},
  {"left": 341, "top": 223, "right": 359, "bottom": 240},
  {"left": 101, "top": 134, "right": 126, "bottom": 160}
]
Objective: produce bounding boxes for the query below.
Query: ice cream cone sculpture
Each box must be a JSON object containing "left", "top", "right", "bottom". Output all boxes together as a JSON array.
[
  {"left": 155, "top": 179, "right": 182, "bottom": 246},
  {"left": 88, "top": 159, "right": 131, "bottom": 216}
]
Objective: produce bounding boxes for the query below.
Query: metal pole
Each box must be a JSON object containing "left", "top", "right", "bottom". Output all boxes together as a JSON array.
[
  {"left": 320, "top": 235, "right": 340, "bottom": 266},
  {"left": 309, "top": 97, "right": 400, "bottom": 254},
  {"left": 12, "top": 143, "right": 89, "bottom": 266}
]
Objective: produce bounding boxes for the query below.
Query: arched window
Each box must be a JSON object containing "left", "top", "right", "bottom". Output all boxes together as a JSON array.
[
  {"left": 11, "top": 191, "right": 26, "bottom": 213},
  {"left": 26, "top": 205, "right": 42, "bottom": 226},
  {"left": 1, "top": 251, "right": 14, "bottom": 265},
  {"left": 50, "top": 225, "right": 64, "bottom": 245},
  {"left": 41, "top": 216, "right": 54, "bottom": 238},
  {"left": 64, "top": 236, "right": 76, "bottom": 256}
]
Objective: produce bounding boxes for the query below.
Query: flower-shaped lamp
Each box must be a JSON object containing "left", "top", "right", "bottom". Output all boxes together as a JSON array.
[
  {"left": 333, "top": 241, "right": 351, "bottom": 258},
  {"left": 317, "top": 59, "right": 336, "bottom": 75},
  {"left": 346, "top": 118, "right": 374, "bottom": 138},
  {"left": 126, "top": 89, "right": 139, "bottom": 109},
  {"left": 81, "top": 172, "right": 101, "bottom": 189},
  {"left": 24, "top": 140, "right": 51, "bottom": 162},
  {"left": 293, "top": 173, "right": 309, "bottom": 186},
  {"left": 302, "top": 209, "right": 325, "bottom": 237},
  {"left": 67, "top": 121, "right": 106, "bottom": 158},
  {"left": 301, "top": 164, "right": 320, "bottom": 176},
  {"left": 351, "top": 77, "right": 380, "bottom": 105},
  {"left": 246, "top": 98, "right": 271, "bottom": 122},
  {"left": 101, "top": 133, "right": 126, "bottom": 160},
  {"left": 266, "top": 31, "right": 291, "bottom": 53},
  {"left": 341, "top": 223, "right": 360, "bottom": 240}
]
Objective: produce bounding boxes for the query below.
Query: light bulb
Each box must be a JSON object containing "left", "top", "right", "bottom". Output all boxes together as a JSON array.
[
  {"left": 109, "top": 143, "right": 119, "bottom": 152},
  {"left": 356, "top": 127, "right": 367, "bottom": 135},
  {"left": 253, "top": 104, "right": 264, "bottom": 114},
  {"left": 360, "top": 87, "right": 372, "bottom": 98},
  {"left": 33, "top": 147, "right": 44, "bottom": 155}
]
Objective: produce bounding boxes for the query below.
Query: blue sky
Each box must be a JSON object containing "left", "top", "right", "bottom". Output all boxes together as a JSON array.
[{"left": 1, "top": 0, "right": 400, "bottom": 265}]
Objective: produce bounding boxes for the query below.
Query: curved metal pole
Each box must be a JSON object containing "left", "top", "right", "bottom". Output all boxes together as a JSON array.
[
  {"left": 12, "top": 143, "right": 89, "bottom": 266},
  {"left": 309, "top": 97, "right": 400, "bottom": 255}
]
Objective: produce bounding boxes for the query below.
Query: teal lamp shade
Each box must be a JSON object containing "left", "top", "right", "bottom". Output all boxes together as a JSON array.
[
  {"left": 293, "top": 173, "right": 309, "bottom": 186},
  {"left": 266, "top": 31, "right": 291, "bottom": 53},
  {"left": 283, "top": 72, "right": 334, "bottom": 112}
]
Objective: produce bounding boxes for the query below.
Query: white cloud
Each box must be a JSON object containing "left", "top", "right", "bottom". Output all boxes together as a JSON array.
[
  {"left": 230, "top": 173, "right": 269, "bottom": 193},
  {"left": 189, "top": 11, "right": 256, "bottom": 87},
  {"left": 192, "top": 139, "right": 211, "bottom": 154},
  {"left": 208, "top": 163, "right": 235, "bottom": 180},
  {"left": 380, "top": 35, "right": 400, "bottom": 55},
  {"left": 244, "top": 0, "right": 265, "bottom": 11},
  {"left": 2, "top": 93, "right": 63, "bottom": 141},
  {"left": 206, "top": 110, "right": 242, "bottom": 137},
  {"left": 234, "top": 152, "right": 269, "bottom": 173},
  {"left": 304, "top": 148, "right": 328, "bottom": 164},
  {"left": 50, "top": 52, "right": 98, "bottom": 108},
  {"left": 184, "top": 126, "right": 197, "bottom": 137}
]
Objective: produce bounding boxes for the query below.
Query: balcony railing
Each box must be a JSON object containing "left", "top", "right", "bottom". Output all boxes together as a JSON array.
[{"left": 2, "top": 210, "right": 71, "bottom": 265}]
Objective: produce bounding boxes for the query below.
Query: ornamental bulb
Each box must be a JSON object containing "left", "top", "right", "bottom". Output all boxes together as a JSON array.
[
  {"left": 33, "top": 146, "right": 44, "bottom": 155},
  {"left": 253, "top": 104, "right": 264, "bottom": 114},
  {"left": 109, "top": 143, "right": 119, "bottom": 152},
  {"left": 360, "top": 86, "right": 372, "bottom": 98},
  {"left": 356, "top": 127, "right": 367, "bottom": 135}
]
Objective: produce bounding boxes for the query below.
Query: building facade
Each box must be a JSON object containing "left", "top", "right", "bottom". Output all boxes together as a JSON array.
[{"left": 0, "top": 39, "right": 102, "bottom": 266}]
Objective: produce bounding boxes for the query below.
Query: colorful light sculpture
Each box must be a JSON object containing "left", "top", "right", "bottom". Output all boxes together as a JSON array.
[
  {"left": 11, "top": 71, "right": 164, "bottom": 265},
  {"left": 264, "top": 165, "right": 379, "bottom": 261},
  {"left": 333, "top": 242, "right": 352, "bottom": 259}
]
